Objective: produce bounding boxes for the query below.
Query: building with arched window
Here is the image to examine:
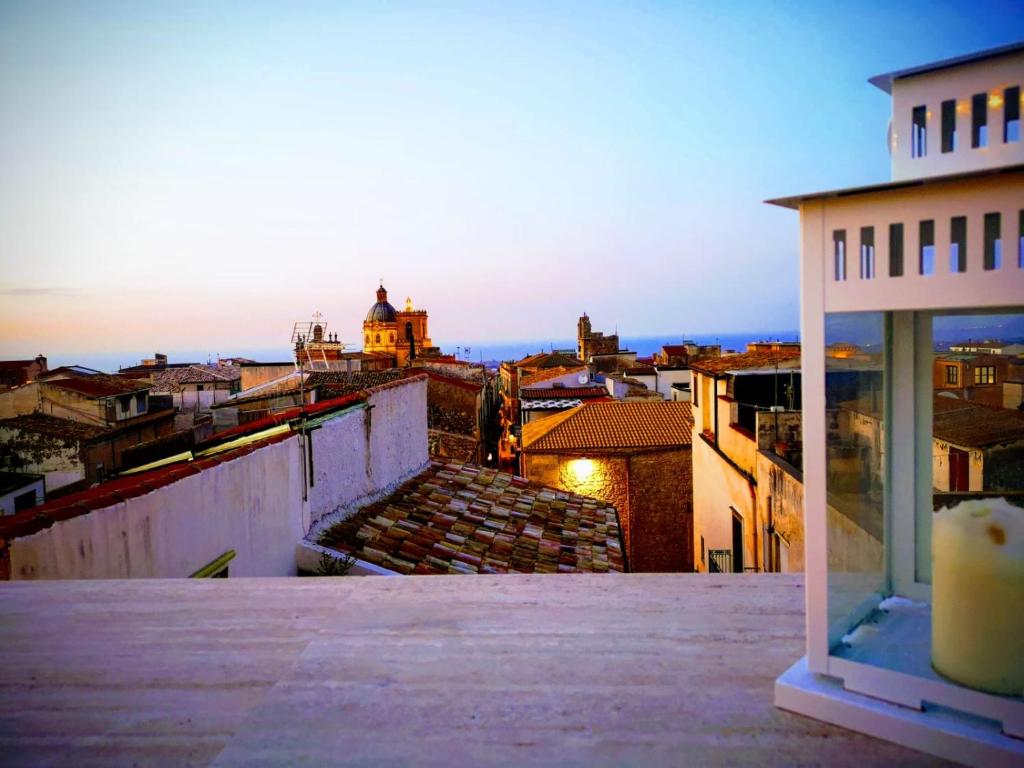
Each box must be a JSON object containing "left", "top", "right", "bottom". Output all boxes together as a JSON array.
[{"left": 362, "top": 284, "right": 438, "bottom": 367}]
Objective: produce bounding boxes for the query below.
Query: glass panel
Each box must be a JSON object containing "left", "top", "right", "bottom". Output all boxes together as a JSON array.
[
  {"left": 826, "top": 312, "right": 887, "bottom": 642},
  {"left": 931, "top": 309, "right": 1024, "bottom": 695}
]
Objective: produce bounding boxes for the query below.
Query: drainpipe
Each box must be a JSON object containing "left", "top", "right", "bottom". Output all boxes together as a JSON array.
[
  {"left": 713, "top": 375, "right": 720, "bottom": 448},
  {"left": 748, "top": 478, "right": 758, "bottom": 573}
]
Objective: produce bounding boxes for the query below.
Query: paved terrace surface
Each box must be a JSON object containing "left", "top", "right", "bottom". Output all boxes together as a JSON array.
[{"left": 0, "top": 575, "right": 946, "bottom": 767}]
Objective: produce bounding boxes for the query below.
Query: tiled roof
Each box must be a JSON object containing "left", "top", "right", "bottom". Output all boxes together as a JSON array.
[
  {"left": 313, "top": 369, "right": 405, "bottom": 397},
  {"left": 317, "top": 461, "right": 625, "bottom": 574},
  {"left": 625, "top": 365, "right": 656, "bottom": 376},
  {"left": 933, "top": 395, "right": 1024, "bottom": 448},
  {"left": 521, "top": 401, "right": 693, "bottom": 452},
  {"left": 515, "top": 352, "right": 580, "bottom": 370},
  {"left": 0, "top": 413, "right": 110, "bottom": 441},
  {"left": 661, "top": 345, "right": 689, "bottom": 356},
  {"left": 151, "top": 365, "right": 239, "bottom": 392},
  {"left": 0, "top": 360, "right": 37, "bottom": 370},
  {"left": 520, "top": 386, "right": 608, "bottom": 399},
  {"left": 44, "top": 373, "right": 149, "bottom": 398},
  {"left": 688, "top": 349, "right": 801, "bottom": 375},
  {"left": 521, "top": 366, "right": 589, "bottom": 388}
]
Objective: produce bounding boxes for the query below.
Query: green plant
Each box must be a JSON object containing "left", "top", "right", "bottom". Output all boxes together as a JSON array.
[{"left": 316, "top": 550, "right": 355, "bottom": 576}]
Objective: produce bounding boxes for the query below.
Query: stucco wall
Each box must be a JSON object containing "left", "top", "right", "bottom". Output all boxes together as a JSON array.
[
  {"left": 0, "top": 384, "right": 40, "bottom": 419},
  {"left": 691, "top": 433, "right": 755, "bottom": 573},
  {"left": 0, "top": 425, "right": 85, "bottom": 492},
  {"left": 653, "top": 368, "right": 691, "bottom": 400},
  {"left": 755, "top": 452, "right": 805, "bottom": 572},
  {"left": 0, "top": 477, "right": 45, "bottom": 516},
  {"left": 7, "top": 378, "right": 430, "bottom": 579},
  {"left": 8, "top": 436, "right": 306, "bottom": 579}
]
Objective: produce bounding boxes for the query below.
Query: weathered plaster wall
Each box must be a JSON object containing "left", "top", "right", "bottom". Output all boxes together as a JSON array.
[
  {"left": 755, "top": 452, "right": 805, "bottom": 572},
  {"left": 8, "top": 436, "right": 305, "bottom": 579},
  {"left": 653, "top": 368, "right": 691, "bottom": 400},
  {"left": 7, "top": 378, "right": 431, "bottom": 579},
  {"left": 308, "top": 378, "right": 429, "bottom": 527},
  {"left": 755, "top": 410, "right": 803, "bottom": 452},
  {"left": 932, "top": 438, "right": 983, "bottom": 492},
  {"left": 240, "top": 364, "right": 295, "bottom": 392},
  {"left": 691, "top": 434, "right": 755, "bottom": 573},
  {"left": 0, "top": 425, "right": 85, "bottom": 491},
  {"left": 0, "top": 384, "right": 40, "bottom": 419}
]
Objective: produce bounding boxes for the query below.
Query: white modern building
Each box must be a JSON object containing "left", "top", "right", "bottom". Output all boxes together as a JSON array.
[{"left": 769, "top": 43, "right": 1023, "bottom": 764}]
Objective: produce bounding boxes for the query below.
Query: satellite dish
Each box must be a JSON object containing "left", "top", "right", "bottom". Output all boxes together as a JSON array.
[{"left": 577, "top": 372, "right": 589, "bottom": 384}]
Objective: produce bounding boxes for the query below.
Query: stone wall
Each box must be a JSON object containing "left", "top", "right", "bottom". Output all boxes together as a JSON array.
[{"left": 522, "top": 449, "right": 693, "bottom": 573}]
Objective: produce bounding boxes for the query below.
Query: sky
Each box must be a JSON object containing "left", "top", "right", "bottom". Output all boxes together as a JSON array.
[{"left": 1, "top": 1, "right": 1021, "bottom": 363}]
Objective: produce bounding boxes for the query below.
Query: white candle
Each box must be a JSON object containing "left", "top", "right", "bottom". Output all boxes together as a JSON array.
[{"left": 932, "top": 497, "right": 1024, "bottom": 695}]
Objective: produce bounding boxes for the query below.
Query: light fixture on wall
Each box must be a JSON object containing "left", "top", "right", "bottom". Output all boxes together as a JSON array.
[{"left": 568, "top": 458, "right": 595, "bottom": 483}]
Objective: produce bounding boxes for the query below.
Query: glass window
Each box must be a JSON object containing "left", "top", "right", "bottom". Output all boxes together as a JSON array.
[
  {"left": 941, "top": 99, "right": 957, "bottom": 153},
  {"left": 860, "top": 226, "right": 875, "bottom": 279},
  {"left": 912, "top": 105, "right": 927, "bottom": 157},
  {"left": 826, "top": 312, "right": 886, "bottom": 641},
  {"left": 135, "top": 392, "right": 146, "bottom": 413},
  {"left": 889, "top": 223, "right": 904, "bottom": 277},
  {"left": 972, "top": 93, "right": 988, "bottom": 148},
  {"left": 945, "top": 365, "right": 958, "bottom": 385},
  {"left": 833, "top": 230, "right": 847, "bottom": 281},
  {"left": 919, "top": 220, "right": 935, "bottom": 276},
  {"left": 984, "top": 212, "right": 1001, "bottom": 270},
  {"left": 950, "top": 216, "right": 967, "bottom": 273},
  {"left": 1004, "top": 86, "right": 1020, "bottom": 143},
  {"left": 973, "top": 365, "right": 995, "bottom": 385}
]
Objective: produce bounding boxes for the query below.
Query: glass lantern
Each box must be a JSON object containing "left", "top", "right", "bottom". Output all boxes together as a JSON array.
[
  {"left": 768, "top": 39, "right": 1024, "bottom": 763},
  {"left": 777, "top": 300, "right": 1024, "bottom": 763}
]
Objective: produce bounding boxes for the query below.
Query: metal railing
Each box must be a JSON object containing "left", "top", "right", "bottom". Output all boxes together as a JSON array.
[{"left": 708, "top": 549, "right": 732, "bottom": 574}]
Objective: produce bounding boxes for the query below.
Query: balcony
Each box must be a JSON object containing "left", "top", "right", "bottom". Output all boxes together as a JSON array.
[{"left": 0, "top": 574, "right": 942, "bottom": 765}]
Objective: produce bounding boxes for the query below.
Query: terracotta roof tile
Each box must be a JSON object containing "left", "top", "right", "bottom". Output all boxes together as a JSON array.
[
  {"left": 521, "top": 401, "right": 692, "bottom": 452},
  {"left": 689, "top": 349, "right": 801, "bottom": 375},
  {"left": 318, "top": 461, "right": 624, "bottom": 574},
  {"left": 0, "top": 413, "right": 110, "bottom": 440},
  {"left": 520, "top": 386, "right": 608, "bottom": 399},
  {"left": 44, "top": 373, "right": 149, "bottom": 398},
  {"left": 933, "top": 395, "right": 1024, "bottom": 448}
]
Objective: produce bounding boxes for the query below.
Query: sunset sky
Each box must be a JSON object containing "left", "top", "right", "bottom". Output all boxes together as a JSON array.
[{"left": 1, "top": 1, "right": 1020, "bottom": 362}]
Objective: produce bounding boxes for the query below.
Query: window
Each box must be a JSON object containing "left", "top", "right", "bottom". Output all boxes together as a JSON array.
[
  {"left": 1005, "top": 86, "right": 1020, "bottom": 143},
  {"left": 375, "top": 333, "right": 381, "bottom": 343},
  {"left": 833, "top": 229, "right": 846, "bottom": 281},
  {"left": 941, "top": 99, "right": 957, "bottom": 152},
  {"left": 911, "top": 105, "right": 927, "bottom": 157},
  {"left": 972, "top": 93, "right": 988, "bottom": 147},
  {"left": 700, "top": 535, "right": 705, "bottom": 565},
  {"left": 118, "top": 395, "right": 132, "bottom": 416},
  {"left": 859, "top": 226, "right": 875, "bottom": 279},
  {"left": 135, "top": 392, "right": 146, "bottom": 413},
  {"left": 950, "top": 216, "right": 967, "bottom": 273},
  {"left": 974, "top": 366, "right": 995, "bottom": 385},
  {"left": 919, "top": 220, "right": 935, "bottom": 276},
  {"left": 365, "top": 333, "right": 370, "bottom": 344},
  {"left": 196, "top": 384, "right": 205, "bottom": 392},
  {"left": 14, "top": 489, "right": 37, "bottom": 513},
  {"left": 889, "top": 223, "right": 904, "bottom": 277},
  {"left": 984, "top": 212, "right": 1001, "bottom": 270},
  {"left": 945, "top": 365, "right": 958, "bottom": 385},
  {"left": 910, "top": 105, "right": 928, "bottom": 158},
  {"left": 389, "top": 333, "right": 395, "bottom": 343}
]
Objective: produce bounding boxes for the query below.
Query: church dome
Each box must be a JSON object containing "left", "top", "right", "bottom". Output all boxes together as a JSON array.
[{"left": 365, "top": 284, "right": 397, "bottom": 323}]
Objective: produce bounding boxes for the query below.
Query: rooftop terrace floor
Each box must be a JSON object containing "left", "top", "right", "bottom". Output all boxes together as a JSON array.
[{"left": 0, "top": 574, "right": 948, "bottom": 766}]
